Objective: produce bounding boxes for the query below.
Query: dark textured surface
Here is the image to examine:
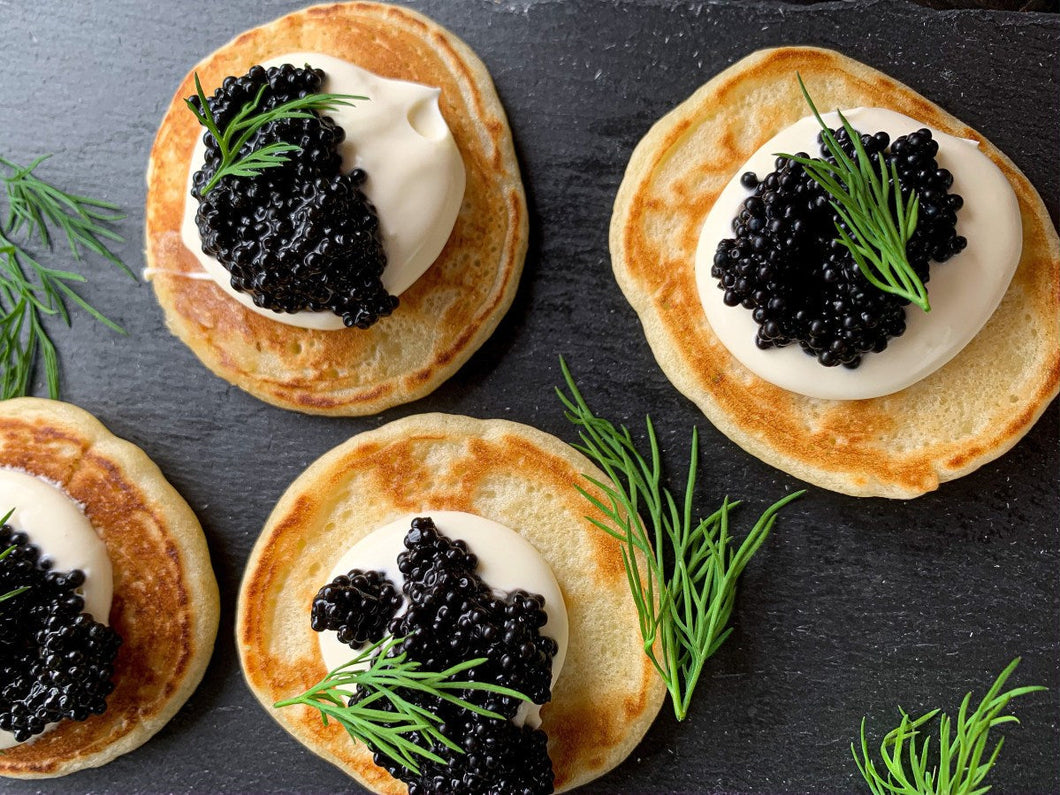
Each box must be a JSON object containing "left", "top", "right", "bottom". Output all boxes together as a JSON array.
[
  {"left": 1, "top": 0, "right": 1057, "bottom": 792},
  {"left": 784, "top": 0, "right": 1058, "bottom": 9}
]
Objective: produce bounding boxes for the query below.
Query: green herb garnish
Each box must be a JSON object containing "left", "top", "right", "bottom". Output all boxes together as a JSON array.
[
  {"left": 777, "top": 75, "right": 928, "bottom": 311},
  {"left": 275, "top": 635, "right": 530, "bottom": 775},
  {"left": 556, "top": 358, "right": 803, "bottom": 721},
  {"left": 185, "top": 72, "right": 365, "bottom": 198},
  {"left": 853, "top": 657, "right": 1045, "bottom": 794},
  {"left": 1, "top": 156, "right": 129, "bottom": 400}
]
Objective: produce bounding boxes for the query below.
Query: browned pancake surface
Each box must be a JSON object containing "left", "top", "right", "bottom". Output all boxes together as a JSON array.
[
  {"left": 146, "top": 3, "right": 527, "bottom": 415},
  {"left": 0, "top": 398, "right": 218, "bottom": 777},
  {"left": 237, "top": 413, "right": 665, "bottom": 793},
  {"left": 611, "top": 46, "right": 1059, "bottom": 498}
]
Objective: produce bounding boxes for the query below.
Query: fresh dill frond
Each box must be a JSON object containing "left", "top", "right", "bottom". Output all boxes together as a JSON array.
[
  {"left": 0, "top": 157, "right": 130, "bottom": 399},
  {"left": 556, "top": 357, "right": 803, "bottom": 721},
  {"left": 1, "top": 155, "right": 129, "bottom": 277},
  {"left": 185, "top": 71, "right": 365, "bottom": 197},
  {"left": 777, "top": 75, "right": 928, "bottom": 311},
  {"left": 853, "top": 657, "right": 1045, "bottom": 794},
  {"left": 275, "top": 635, "right": 529, "bottom": 775}
]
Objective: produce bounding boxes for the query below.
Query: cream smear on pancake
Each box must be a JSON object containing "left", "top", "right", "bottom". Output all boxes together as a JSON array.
[
  {"left": 318, "top": 511, "right": 568, "bottom": 729},
  {"left": 178, "top": 53, "right": 466, "bottom": 330},
  {"left": 695, "top": 108, "right": 1021, "bottom": 400},
  {"left": 0, "top": 468, "right": 113, "bottom": 749}
]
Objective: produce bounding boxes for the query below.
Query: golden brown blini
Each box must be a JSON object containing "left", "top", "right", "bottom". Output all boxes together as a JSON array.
[
  {"left": 237, "top": 413, "right": 665, "bottom": 793},
  {"left": 0, "top": 398, "right": 218, "bottom": 778},
  {"left": 610, "top": 46, "right": 1059, "bottom": 499},
  {"left": 146, "top": 3, "right": 527, "bottom": 415}
]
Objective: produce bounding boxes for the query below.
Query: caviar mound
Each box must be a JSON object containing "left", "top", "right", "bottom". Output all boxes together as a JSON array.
[
  {"left": 0, "top": 525, "right": 121, "bottom": 743},
  {"left": 313, "top": 517, "right": 556, "bottom": 794},
  {"left": 384, "top": 518, "right": 554, "bottom": 794},
  {"left": 146, "top": 3, "right": 528, "bottom": 416},
  {"left": 237, "top": 414, "right": 666, "bottom": 793},
  {"left": 714, "top": 126, "right": 965, "bottom": 368},
  {"left": 610, "top": 45, "right": 1059, "bottom": 498},
  {"left": 0, "top": 398, "right": 219, "bottom": 778},
  {"left": 311, "top": 569, "right": 401, "bottom": 647},
  {"left": 191, "top": 63, "right": 395, "bottom": 329}
]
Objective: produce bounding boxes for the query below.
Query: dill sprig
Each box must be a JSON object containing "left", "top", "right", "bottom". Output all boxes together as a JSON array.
[
  {"left": 185, "top": 72, "right": 365, "bottom": 197},
  {"left": 777, "top": 75, "right": 928, "bottom": 311},
  {"left": 556, "top": 358, "right": 803, "bottom": 721},
  {"left": 0, "top": 156, "right": 129, "bottom": 400},
  {"left": 2, "top": 155, "right": 129, "bottom": 276},
  {"left": 853, "top": 658, "right": 1045, "bottom": 794},
  {"left": 275, "top": 635, "right": 530, "bottom": 775}
]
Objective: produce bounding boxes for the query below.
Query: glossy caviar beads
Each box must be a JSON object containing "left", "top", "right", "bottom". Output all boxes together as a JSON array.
[
  {"left": 189, "top": 64, "right": 397, "bottom": 329},
  {"left": 311, "top": 569, "right": 401, "bottom": 648},
  {"left": 713, "top": 126, "right": 966, "bottom": 368},
  {"left": 0, "top": 522, "right": 121, "bottom": 742}
]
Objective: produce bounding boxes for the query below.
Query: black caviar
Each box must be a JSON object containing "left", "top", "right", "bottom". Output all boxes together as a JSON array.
[
  {"left": 189, "top": 64, "right": 397, "bottom": 329},
  {"left": 311, "top": 516, "right": 557, "bottom": 795},
  {"left": 0, "top": 522, "right": 122, "bottom": 742},
  {"left": 311, "top": 569, "right": 401, "bottom": 647},
  {"left": 713, "top": 126, "right": 966, "bottom": 368}
]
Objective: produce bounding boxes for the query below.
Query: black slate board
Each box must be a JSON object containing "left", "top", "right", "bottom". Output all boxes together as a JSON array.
[{"left": 1, "top": 1, "right": 1057, "bottom": 792}]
